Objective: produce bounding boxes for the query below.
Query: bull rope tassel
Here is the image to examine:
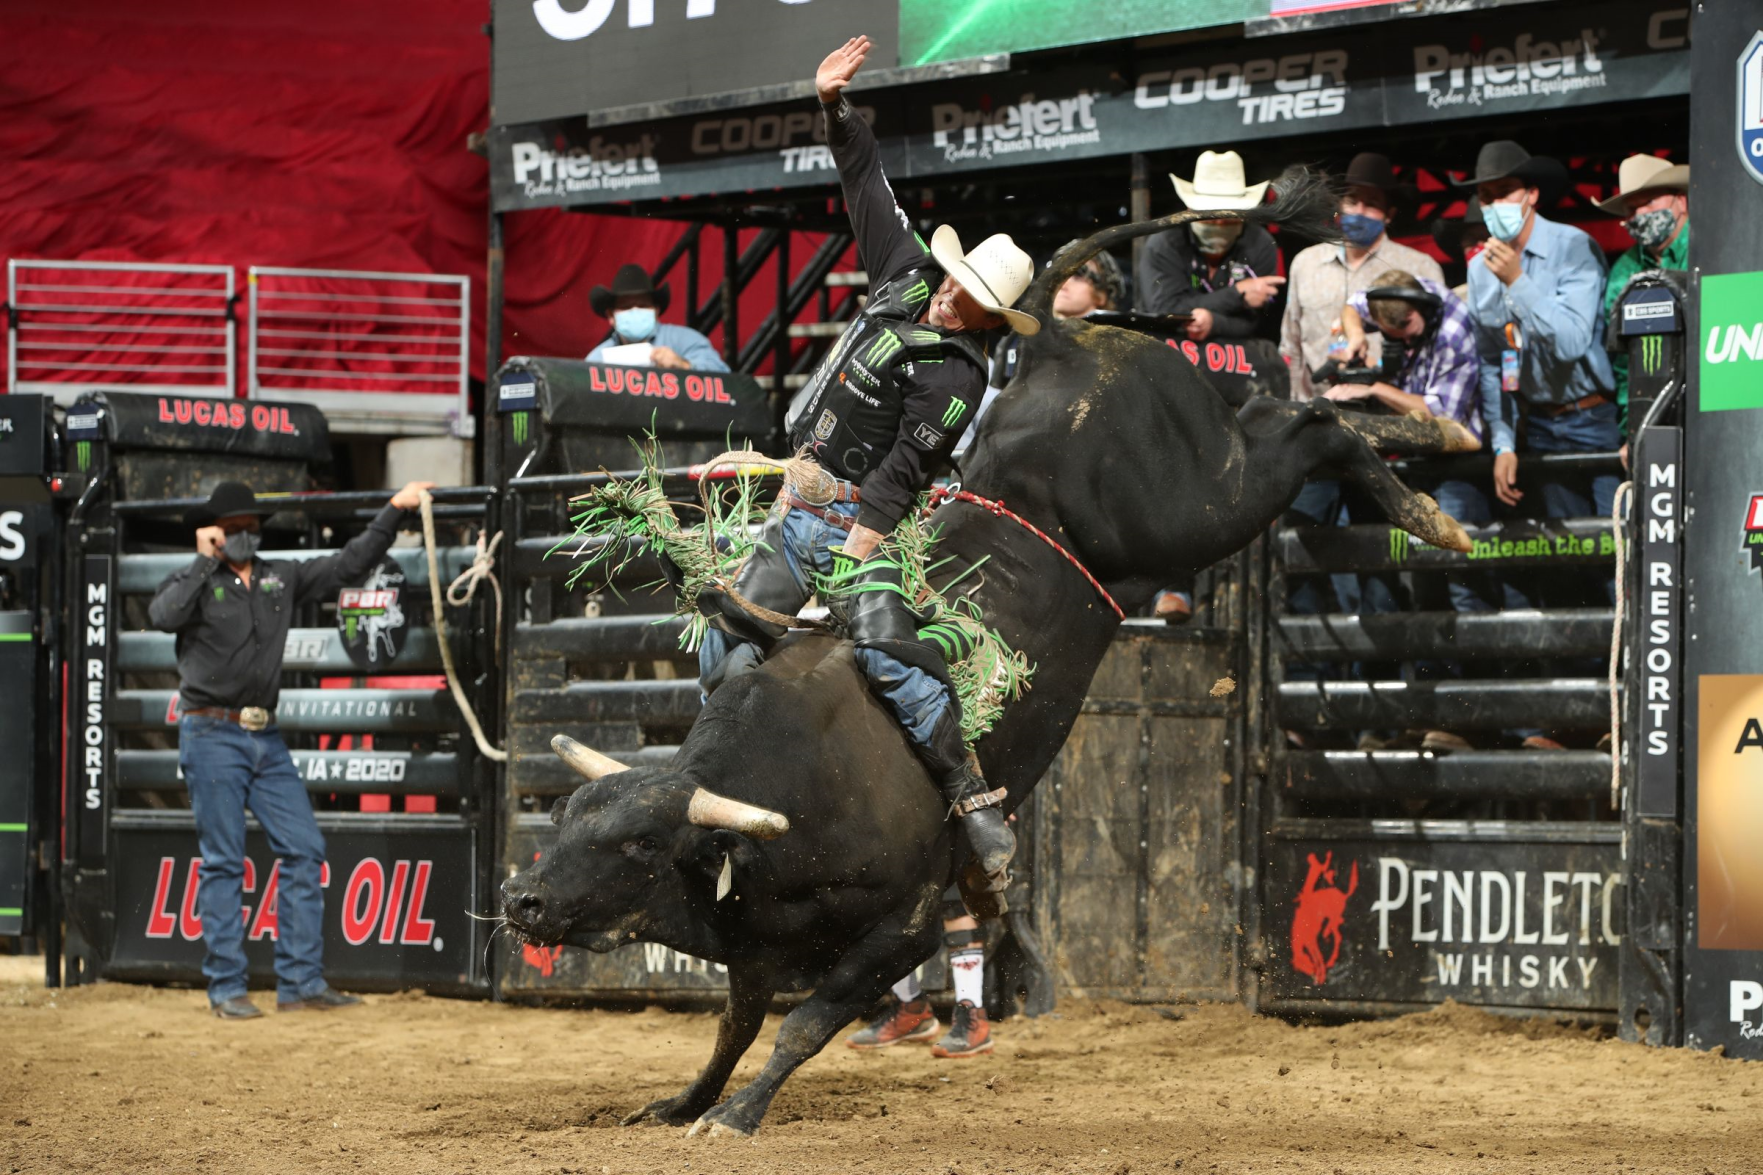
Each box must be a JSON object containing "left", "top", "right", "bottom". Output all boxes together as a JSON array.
[
  {"left": 1608, "top": 479, "right": 1633, "bottom": 809},
  {"left": 419, "top": 489, "right": 509, "bottom": 763},
  {"left": 696, "top": 447, "right": 833, "bottom": 632}
]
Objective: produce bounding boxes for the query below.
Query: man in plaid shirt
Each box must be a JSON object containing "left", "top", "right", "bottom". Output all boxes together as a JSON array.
[{"left": 1333, "top": 270, "right": 1493, "bottom": 754}]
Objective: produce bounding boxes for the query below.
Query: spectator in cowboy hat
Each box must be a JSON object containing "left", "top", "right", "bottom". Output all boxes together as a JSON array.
[
  {"left": 1135, "top": 149, "right": 1284, "bottom": 342},
  {"left": 1461, "top": 138, "right": 1616, "bottom": 749},
  {"left": 1281, "top": 151, "right": 1446, "bottom": 403},
  {"left": 585, "top": 262, "right": 727, "bottom": 372},
  {"left": 147, "top": 478, "right": 435, "bottom": 1017},
  {"left": 1430, "top": 197, "right": 1489, "bottom": 299},
  {"left": 1598, "top": 154, "right": 1690, "bottom": 437}
]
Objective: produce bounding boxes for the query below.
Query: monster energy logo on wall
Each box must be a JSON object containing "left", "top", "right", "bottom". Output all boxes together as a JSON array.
[
  {"left": 76, "top": 441, "right": 91, "bottom": 472},
  {"left": 512, "top": 411, "right": 530, "bottom": 445},
  {"left": 1639, "top": 334, "right": 1664, "bottom": 376},
  {"left": 942, "top": 398, "right": 969, "bottom": 429}
]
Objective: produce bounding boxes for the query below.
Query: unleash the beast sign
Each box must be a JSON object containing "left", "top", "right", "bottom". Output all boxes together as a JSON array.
[{"left": 1267, "top": 835, "right": 1623, "bottom": 1012}]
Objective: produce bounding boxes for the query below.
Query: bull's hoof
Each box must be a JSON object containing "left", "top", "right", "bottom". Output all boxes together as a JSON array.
[
  {"left": 687, "top": 1115, "right": 753, "bottom": 1139},
  {"left": 688, "top": 1099, "right": 761, "bottom": 1138},
  {"left": 622, "top": 1094, "right": 709, "bottom": 1128},
  {"left": 1413, "top": 494, "right": 1473, "bottom": 554}
]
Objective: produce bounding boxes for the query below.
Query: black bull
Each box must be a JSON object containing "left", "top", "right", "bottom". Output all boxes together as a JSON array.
[{"left": 500, "top": 177, "right": 1473, "bottom": 1137}]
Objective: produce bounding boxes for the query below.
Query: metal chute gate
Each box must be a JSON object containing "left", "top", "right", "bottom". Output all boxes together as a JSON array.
[{"left": 54, "top": 390, "right": 500, "bottom": 995}]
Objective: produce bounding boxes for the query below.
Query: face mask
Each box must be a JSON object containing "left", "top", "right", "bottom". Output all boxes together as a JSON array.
[
  {"left": 1625, "top": 206, "right": 1679, "bottom": 251},
  {"left": 223, "top": 530, "right": 261, "bottom": 564},
  {"left": 1481, "top": 201, "right": 1529, "bottom": 243},
  {"left": 1337, "top": 213, "right": 1385, "bottom": 248},
  {"left": 1190, "top": 220, "right": 1244, "bottom": 255},
  {"left": 613, "top": 307, "right": 657, "bottom": 342}
]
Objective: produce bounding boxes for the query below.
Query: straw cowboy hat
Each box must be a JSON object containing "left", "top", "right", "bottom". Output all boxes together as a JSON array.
[
  {"left": 589, "top": 263, "right": 672, "bottom": 317},
  {"left": 929, "top": 226, "right": 1041, "bottom": 335},
  {"left": 1596, "top": 154, "right": 1690, "bottom": 215},
  {"left": 1171, "top": 150, "right": 1269, "bottom": 211}
]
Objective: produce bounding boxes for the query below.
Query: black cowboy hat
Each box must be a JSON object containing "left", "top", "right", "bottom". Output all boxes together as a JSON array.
[
  {"left": 1453, "top": 140, "right": 1569, "bottom": 205},
  {"left": 1429, "top": 196, "right": 1487, "bottom": 263},
  {"left": 184, "top": 480, "right": 278, "bottom": 531},
  {"left": 588, "top": 263, "right": 671, "bottom": 318},
  {"left": 1341, "top": 152, "right": 1418, "bottom": 206}
]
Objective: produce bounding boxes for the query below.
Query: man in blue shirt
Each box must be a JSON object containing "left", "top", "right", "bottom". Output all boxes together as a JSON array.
[
  {"left": 586, "top": 264, "right": 728, "bottom": 372},
  {"left": 1463, "top": 141, "right": 1617, "bottom": 519}
]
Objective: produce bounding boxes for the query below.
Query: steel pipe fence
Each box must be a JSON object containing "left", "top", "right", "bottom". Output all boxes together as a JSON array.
[
  {"left": 6, "top": 260, "right": 235, "bottom": 403},
  {"left": 247, "top": 267, "right": 471, "bottom": 437}
]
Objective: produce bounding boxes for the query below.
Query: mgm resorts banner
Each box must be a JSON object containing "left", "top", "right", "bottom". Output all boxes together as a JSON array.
[
  {"left": 1262, "top": 830, "right": 1623, "bottom": 1012},
  {"left": 490, "top": 0, "right": 1690, "bottom": 212}
]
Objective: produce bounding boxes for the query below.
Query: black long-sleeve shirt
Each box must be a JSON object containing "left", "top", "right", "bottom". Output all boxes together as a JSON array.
[
  {"left": 793, "top": 96, "right": 987, "bottom": 534},
  {"left": 1135, "top": 222, "right": 1281, "bottom": 339},
  {"left": 147, "top": 504, "right": 406, "bottom": 711}
]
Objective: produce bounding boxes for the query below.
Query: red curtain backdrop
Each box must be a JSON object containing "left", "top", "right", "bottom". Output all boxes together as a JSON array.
[{"left": 0, "top": 0, "right": 837, "bottom": 390}]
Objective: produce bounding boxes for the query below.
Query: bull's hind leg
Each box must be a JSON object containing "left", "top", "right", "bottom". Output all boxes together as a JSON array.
[
  {"left": 622, "top": 966, "right": 772, "bottom": 1127},
  {"left": 1258, "top": 398, "right": 1471, "bottom": 553},
  {"left": 688, "top": 888, "right": 943, "bottom": 1138}
]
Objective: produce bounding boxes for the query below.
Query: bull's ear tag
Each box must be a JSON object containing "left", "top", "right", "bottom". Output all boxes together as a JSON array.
[{"left": 716, "top": 853, "right": 733, "bottom": 901}]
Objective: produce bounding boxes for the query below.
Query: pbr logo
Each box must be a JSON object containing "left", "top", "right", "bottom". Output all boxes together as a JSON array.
[
  {"left": 1290, "top": 851, "right": 1358, "bottom": 985},
  {"left": 337, "top": 558, "right": 408, "bottom": 669},
  {"left": 1744, "top": 494, "right": 1763, "bottom": 577},
  {"left": 1738, "top": 33, "right": 1763, "bottom": 188}
]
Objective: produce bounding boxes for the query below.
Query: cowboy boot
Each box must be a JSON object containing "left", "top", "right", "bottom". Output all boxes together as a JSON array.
[
  {"left": 923, "top": 709, "right": 1014, "bottom": 892},
  {"left": 697, "top": 513, "right": 803, "bottom": 651}
]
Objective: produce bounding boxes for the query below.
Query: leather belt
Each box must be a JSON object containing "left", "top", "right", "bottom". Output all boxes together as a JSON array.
[
  {"left": 1528, "top": 392, "right": 1612, "bottom": 419},
  {"left": 778, "top": 485, "right": 857, "bottom": 531},
  {"left": 183, "top": 705, "right": 273, "bottom": 732}
]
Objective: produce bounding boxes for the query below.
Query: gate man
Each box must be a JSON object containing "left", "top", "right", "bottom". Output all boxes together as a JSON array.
[{"left": 148, "top": 478, "right": 433, "bottom": 1018}]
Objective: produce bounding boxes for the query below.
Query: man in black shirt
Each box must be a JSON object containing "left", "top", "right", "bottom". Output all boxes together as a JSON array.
[
  {"left": 701, "top": 35, "right": 1038, "bottom": 893},
  {"left": 148, "top": 478, "right": 432, "bottom": 1018},
  {"left": 1136, "top": 150, "right": 1284, "bottom": 342}
]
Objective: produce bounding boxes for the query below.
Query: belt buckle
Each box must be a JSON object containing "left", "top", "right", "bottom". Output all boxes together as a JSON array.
[
  {"left": 238, "top": 706, "right": 270, "bottom": 732},
  {"left": 790, "top": 466, "right": 838, "bottom": 508}
]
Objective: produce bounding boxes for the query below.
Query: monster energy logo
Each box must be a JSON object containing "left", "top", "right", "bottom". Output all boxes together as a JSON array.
[
  {"left": 76, "top": 441, "right": 91, "bottom": 472},
  {"left": 941, "top": 398, "right": 968, "bottom": 429},
  {"left": 512, "top": 411, "right": 529, "bottom": 446},
  {"left": 865, "top": 331, "right": 905, "bottom": 365},
  {"left": 1638, "top": 335, "right": 1664, "bottom": 376},
  {"left": 1389, "top": 528, "right": 1410, "bottom": 564},
  {"left": 901, "top": 279, "right": 930, "bottom": 306}
]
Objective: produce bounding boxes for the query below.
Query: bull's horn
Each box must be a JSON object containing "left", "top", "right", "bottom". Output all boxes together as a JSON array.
[
  {"left": 551, "top": 734, "right": 629, "bottom": 781},
  {"left": 687, "top": 788, "right": 789, "bottom": 840}
]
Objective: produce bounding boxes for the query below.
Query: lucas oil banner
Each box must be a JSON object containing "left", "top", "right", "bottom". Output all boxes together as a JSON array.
[{"left": 490, "top": 0, "right": 1689, "bottom": 212}]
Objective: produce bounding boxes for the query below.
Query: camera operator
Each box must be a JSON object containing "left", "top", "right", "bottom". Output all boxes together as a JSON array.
[{"left": 1329, "top": 272, "right": 1493, "bottom": 753}]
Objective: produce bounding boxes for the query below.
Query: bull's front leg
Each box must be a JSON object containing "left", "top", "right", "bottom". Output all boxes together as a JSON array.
[
  {"left": 622, "top": 965, "right": 772, "bottom": 1127},
  {"left": 689, "top": 900, "right": 941, "bottom": 1137}
]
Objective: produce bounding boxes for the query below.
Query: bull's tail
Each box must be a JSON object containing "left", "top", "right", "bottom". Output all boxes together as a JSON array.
[{"left": 1017, "top": 165, "right": 1341, "bottom": 324}]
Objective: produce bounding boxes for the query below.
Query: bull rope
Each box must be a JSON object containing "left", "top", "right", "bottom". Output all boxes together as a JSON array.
[
  {"left": 418, "top": 489, "right": 508, "bottom": 763},
  {"left": 1609, "top": 479, "right": 1633, "bottom": 809},
  {"left": 923, "top": 486, "right": 1125, "bottom": 621}
]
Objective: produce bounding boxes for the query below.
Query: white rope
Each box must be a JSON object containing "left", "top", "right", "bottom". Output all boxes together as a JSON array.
[
  {"left": 446, "top": 527, "right": 504, "bottom": 665},
  {"left": 419, "top": 489, "right": 507, "bottom": 763},
  {"left": 1609, "top": 480, "right": 1633, "bottom": 809}
]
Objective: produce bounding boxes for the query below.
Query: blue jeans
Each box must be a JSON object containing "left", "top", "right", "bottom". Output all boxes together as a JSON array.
[
  {"left": 698, "top": 500, "right": 951, "bottom": 748},
  {"left": 179, "top": 715, "right": 329, "bottom": 1004}
]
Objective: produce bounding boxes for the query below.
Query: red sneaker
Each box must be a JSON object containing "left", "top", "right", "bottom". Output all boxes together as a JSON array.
[
  {"left": 930, "top": 1000, "right": 994, "bottom": 1059},
  {"left": 847, "top": 997, "right": 939, "bottom": 1050}
]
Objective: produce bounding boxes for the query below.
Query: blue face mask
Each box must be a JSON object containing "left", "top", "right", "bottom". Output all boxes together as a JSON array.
[
  {"left": 1337, "top": 213, "right": 1385, "bottom": 248},
  {"left": 613, "top": 307, "right": 657, "bottom": 342},
  {"left": 1481, "top": 201, "right": 1529, "bottom": 243}
]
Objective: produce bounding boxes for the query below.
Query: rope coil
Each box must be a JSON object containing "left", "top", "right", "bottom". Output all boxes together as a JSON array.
[{"left": 418, "top": 490, "right": 507, "bottom": 763}]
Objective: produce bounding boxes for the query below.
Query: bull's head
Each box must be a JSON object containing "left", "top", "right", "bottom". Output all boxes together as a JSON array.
[{"left": 499, "top": 734, "right": 789, "bottom": 954}]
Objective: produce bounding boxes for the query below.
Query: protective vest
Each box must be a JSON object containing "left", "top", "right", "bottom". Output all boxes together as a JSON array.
[{"left": 786, "top": 266, "right": 987, "bottom": 484}]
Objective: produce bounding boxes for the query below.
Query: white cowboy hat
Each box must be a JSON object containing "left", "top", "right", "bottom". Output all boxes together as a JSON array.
[
  {"left": 1596, "top": 154, "right": 1690, "bottom": 216},
  {"left": 929, "top": 225, "right": 1041, "bottom": 336},
  {"left": 1171, "top": 150, "right": 1270, "bottom": 212}
]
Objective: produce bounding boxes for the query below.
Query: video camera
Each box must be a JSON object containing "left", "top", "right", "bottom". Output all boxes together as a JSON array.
[{"left": 1308, "top": 358, "right": 1385, "bottom": 387}]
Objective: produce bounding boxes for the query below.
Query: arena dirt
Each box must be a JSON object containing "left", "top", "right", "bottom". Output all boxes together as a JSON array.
[{"left": 3, "top": 956, "right": 1759, "bottom": 1175}]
